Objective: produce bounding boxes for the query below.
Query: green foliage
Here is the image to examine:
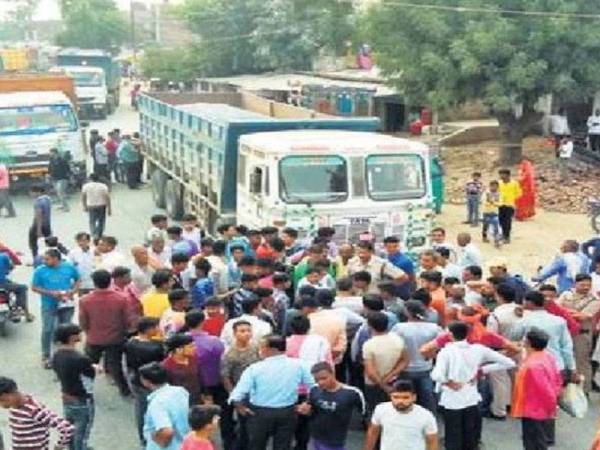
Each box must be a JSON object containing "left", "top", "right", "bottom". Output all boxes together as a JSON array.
[
  {"left": 55, "top": 0, "right": 128, "bottom": 50},
  {"left": 5, "top": 0, "right": 39, "bottom": 40},
  {"left": 140, "top": 45, "right": 206, "bottom": 82}
]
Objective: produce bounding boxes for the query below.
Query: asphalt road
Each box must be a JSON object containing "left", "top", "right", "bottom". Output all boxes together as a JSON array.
[{"left": 0, "top": 103, "right": 597, "bottom": 450}]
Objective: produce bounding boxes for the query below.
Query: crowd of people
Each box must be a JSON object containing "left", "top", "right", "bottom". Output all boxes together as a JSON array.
[{"left": 2, "top": 175, "right": 600, "bottom": 450}]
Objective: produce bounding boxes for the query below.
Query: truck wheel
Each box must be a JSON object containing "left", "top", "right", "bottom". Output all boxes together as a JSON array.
[
  {"left": 151, "top": 170, "right": 168, "bottom": 208},
  {"left": 165, "top": 179, "right": 184, "bottom": 220}
]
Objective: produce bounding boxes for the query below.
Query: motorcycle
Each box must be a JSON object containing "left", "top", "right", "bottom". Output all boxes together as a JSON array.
[
  {"left": 588, "top": 198, "right": 600, "bottom": 233},
  {"left": 0, "top": 288, "right": 22, "bottom": 337}
]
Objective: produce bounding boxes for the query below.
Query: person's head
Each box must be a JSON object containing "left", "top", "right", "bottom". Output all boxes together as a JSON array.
[
  {"left": 436, "top": 247, "right": 450, "bottom": 265},
  {"left": 200, "top": 238, "right": 214, "bottom": 256},
  {"left": 184, "top": 309, "right": 205, "bottom": 330},
  {"left": 306, "top": 244, "right": 325, "bottom": 263},
  {"left": 238, "top": 256, "right": 257, "bottom": 274},
  {"left": 389, "top": 380, "right": 417, "bottom": 412},
  {"left": 539, "top": 284, "right": 558, "bottom": 303},
  {"left": 356, "top": 240, "right": 374, "bottom": 262},
  {"left": 0, "top": 377, "right": 22, "bottom": 409},
  {"left": 488, "top": 259, "right": 508, "bottom": 278},
  {"left": 49, "top": 147, "right": 59, "bottom": 159},
  {"left": 29, "top": 184, "right": 46, "bottom": 197},
  {"left": 204, "top": 298, "right": 222, "bottom": 317},
  {"left": 338, "top": 243, "right": 354, "bottom": 261},
  {"left": 194, "top": 258, "right": 212, "bottom": 278},
  {"left": 248, "top": 230, "right": 262, "bottom": 248},
  {"left": 419, "top": 270, "right": 442, "bottom": 291},
  {"left": 212, "top": 240, "right": 227, "bottom": 257},
  {"left": 352, "top": 270, "right": 372, "bottom": 291},
  {"left": 165, "top": 333, "right": 195, "bottom": 357},
  {"left": 419, "top": 250, "right": 438, "bottom": 271},
  {"left": 281, "top": 227, "right": 298, "bottom": 247},
  {"left": 524, "top": 290, "right": 545, "bottom": 310},
  {"left": 560, "top": 239, "right": 579, "bottom": 254},
  {"left": 131, "top": 245, "right": 149, "bottom": 266},
  {"left": 188, "top": 404, "right": 221, "bottom": 435},
  {"left": 377, "top": 281, "right": 397, "bottom": 301},
  {"left": 150, "top": 214, "right": 168, "bottom": 230},
  {"left": 405, "top": 300, "right": 427, "bottom": 321},
  {"left": 525, "top": 328, "right": 550, "bottom": 353},
  {"left": 92, "top": 269, "right": 112, "bottom": 289},
  {"left": 170, "top": 252, "right": 190, "bottom": 273},
  {"left": 261, "top": 226, "right": 279, "bottom": 240},
  {"left": 54, "top": 323, "right": 82, "bottom": 346},
  {"left": 139, "top": 362, "right": 168, "bottom": 390},
  {"left": 216, "top": 224, "right": 236, "bottom": 239},
  {"left": 111, "top": 266, "right": 132, "bottom": 287},
  {"left": 269, "top": 237, "right": 285, "bottom": 255},
  {"left": 311, "top": 362, "right": 337, "bottom": 390},
  {"left": 362, "top": 294, "right": 385, "bottom": 313},
  {"left": 181, "top": 213, "right": 198, "bottom": 231},
  {"left": 430, "top": 227, "right": 446, "bottom": 244},
  {"left": 316, "top": 289, "right": 335, "bottom": 308},
  {"left": 152, "top": 269, "right": 173, "bottom": 291},
  {"left": 336, "top": 277, "right": 353, "bottom": 294},
  {"left": 489, "top": 180, "right": 499, "bottom": 192},
  {"left": 443, "top": 276, "right": 460, "bottom": 294},
  {"left": 168, "top": 289, "right": 189, "bottom": 312},
  {"left": 258, "top": 334, "right": 286, "bottom": 358},
  {"left": 137, "top": 317, "right": 161, "bottom": 338},
  {"left": 449, "top": 284, "right": 466, "bottom": 303},
  {"left": 472, "top": 171, "right": 481, "bottom": 180},
  {"left": 290, "top": 314, "right": 311, "bottom": 335},
  {"left": 448, "top": 321, "right": 469, "bottom": 341},
  {"left": 498, "top": 168, "right": 511, "bottom": 182},
  {"left": 232, "top": 320, "right": 253, "bottom": 345},
  {"left": 254, "top": 287, "right": 273, "bottom": 303},
  {"left": 297, "top": 294, "right": 318, "bottom": 314},
  {"left": 240, "top": 273, "right": 259, "bottom": 290},
  {"left": 595, "top": 109, "right": 600, "bottom": 117},
  {"left": 456, "top": 232, "right": 471, "bottom": 248},
  {"left": 150, "top": 236, "right": 165, "bottom": 253},
  {"left": 317, "top": 226, "right": 335, "bottom": 242},
  {"left": 97, "top": 236, "right": 117, "bottom": 253},
  {"left": 272, "top": 272, "right": 291, "bottom": 290},
  {"left": 230, "top": 245, "right": 246, "bottom": 263},
  {"left": 495, "top": 282, "right": 516, "bottom": 304},
  {"left": 383, "top": 235, "right": 401, "bottom": 255},
  {"left": 256, "top": 258, "right": 274, "bottom": 277},
  {"left": 305, "top": 267, "right": 321, "bottom": 285},
  {"left": 43, "top": 248, "right": 62, "bottom": 267},
  {"left": 463, "top": 265, "right": 482, "bottom": 282},
  {"left": 166, "top": 225, "right": 183, "bottom": 241},
  {"left": 367, "top": 311, "right": 388, "bottom": 334},
  {"left": 574, "top": 273, "right": 592, "bottom": 295},
  {"left": 75, "top": 232, "right": 91, "bottom": 250},
  {"left": 241, "top": 297, "right": 261, "bottom": 316}
]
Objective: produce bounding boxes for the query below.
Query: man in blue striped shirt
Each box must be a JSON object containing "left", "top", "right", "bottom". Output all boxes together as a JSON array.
[{"left": 229, "top": 334, "right": 315, "bottom": 450}]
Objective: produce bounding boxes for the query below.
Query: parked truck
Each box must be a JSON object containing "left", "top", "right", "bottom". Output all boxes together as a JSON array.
[
  {"left": 139, "top": 91, "right": 434, "bottom": 250},
  {"left": 56, "top": 48, "right": 120, "bottom": 116},
  {"left": 50, "top": 65, "right": 109, "bottom": 119},
  {"left": 0, "top": 73, "right": 87, "bottom": 188}
]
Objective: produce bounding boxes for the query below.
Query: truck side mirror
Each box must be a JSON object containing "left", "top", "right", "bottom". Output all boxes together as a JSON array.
[{"left": 249, "top": 169, "right": 262, "bottom": 194}]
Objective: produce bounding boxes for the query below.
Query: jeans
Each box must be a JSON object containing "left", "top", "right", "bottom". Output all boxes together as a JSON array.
[
  {"left": 466, "top": 193, "right": 480, "bottom": 224},
  {"left": 482, "top": 213, "right": 501, "bottom": 241},
  {"left": 53, "top": 179, "right": 70, "bottom": 211},
  {"left": 41, "top": 307, "right": 74, "bottom": 359},
  {"left": 247, "top": 406, "right": 297, "bottom": 450},
  {"left": 125, "top": 162, "right": 139, "bottom": 189},
  {"left": 443, "top": 405, "right": 481, "bottom": 450},
  {"left": 399, "top": 371, "right": 436, "bottom": 413},
  {"left": 0, "top": 189, "right": 15, "bottom": 217},
  {"left": 131, "top": 383, "right": 149, "bottom": 445},
  {"left": 29, "top": 223, "right": 52, "bottom": 258},
  {"left": 88, "top": 206, "right": 107, "bottom": 239},
  {"left": 0, "top": 280, "right": 28, "bottom": 312},
  {"left": 86, "top": 343, "right": 130, "bottom": 395},
  {"left": 498, "top": 206, "right": 515, "bottom": 241},
  {"left": 64, "top": 397, "right": 95, "bottom": 450}
]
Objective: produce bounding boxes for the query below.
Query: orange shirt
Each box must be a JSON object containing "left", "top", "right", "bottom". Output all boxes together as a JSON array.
[{"left": 430, "top": 287, "right": 447, "bottom": 325}]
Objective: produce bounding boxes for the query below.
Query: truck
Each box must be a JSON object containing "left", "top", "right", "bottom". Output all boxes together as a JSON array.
[
  {"left": 0, "top": 48, "right": 31, "bottom": 72},
  {"left": 56, "top": 48, "right": 120, "bottom": 116},
  {"left": 0, "top": 73, "right": 87, "bottom": 188},
  {"left": 139, "top": 91, "right": 434, "bottom": 250},
  {"left": 50, "top": 65, "right": 109, "bottom": 119}
]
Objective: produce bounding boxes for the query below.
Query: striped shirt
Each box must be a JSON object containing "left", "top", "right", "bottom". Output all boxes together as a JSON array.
[{"left": 8, "top": 396, "right": 74, "bottom": 450}]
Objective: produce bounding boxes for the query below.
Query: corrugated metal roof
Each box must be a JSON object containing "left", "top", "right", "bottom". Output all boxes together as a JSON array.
[{"left": 0, "top": 91, "right": 72, "bottom": 108}]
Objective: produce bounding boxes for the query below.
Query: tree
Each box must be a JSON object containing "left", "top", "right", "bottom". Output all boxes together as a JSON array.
[
  {"left": 7, "top": 0, "right": 39, "bottom": 40},
  {"left": 55, "top": 0, "right": 128, "bottom": 50},
  {"left": 364, "top": 0, "right": 600, "bottom": 163}
]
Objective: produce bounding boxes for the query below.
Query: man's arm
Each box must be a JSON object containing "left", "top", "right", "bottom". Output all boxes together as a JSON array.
[
  {"left": 363, "top": 423, "right": 382, "bottom": 450},
  {"left": 363, "top": 355, "right": 383, "bottom": 386},
  {"left": 105, "top": 189, "right": 112, "bottom": 216},
  {"left": 559, "top": 322, "right": 577, "bottom": 372},
  {"left": 81, "top": 191, "right": 87, "bottom": 212},
  {"left": 534, "top": 258, "right": 563, "bottom": 283},
  {"left": 419, "top": 338, "right": 440, "bottom": 360},
  {"left": 480, "top": 346, "right": 517, "bottom": 374},
  {"left": 152, "top": 428, "right": 175, "bottom": 448},
  {"left": 383, "top": 348, "right": 410, "bottom": 383},
  {"left": 78, "top": 301, "right": 89, "bottom": 332},
  {"left": 426, "top": 432, "right": 439, "bottom": 450}
]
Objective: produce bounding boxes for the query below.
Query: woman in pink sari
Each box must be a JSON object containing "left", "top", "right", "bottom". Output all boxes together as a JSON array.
[{"left": 515, "top": 158, "right": 536, "bottom": 220}]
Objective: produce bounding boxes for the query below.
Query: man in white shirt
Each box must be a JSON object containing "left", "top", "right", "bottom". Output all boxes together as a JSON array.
[
  {"left": 431, "top": 321, "right": 515, "bottom": 450},
  {"left": 558, "top": 136, "right": 574, "bottom": 180},
  {"left": 206, "top": 241, "right": 230, "bottom": 295},
  {"left": 220, "top": 297, "right": 272, "bottom": 348},
  {"left": 551, "top": 108, "right": 570, "bottom": 156},
  {"left": 588, "top": 108, "right": 600, "bottom": 152},
  {"left": 95, "top": 235, "right": 128, "bottom": 272},
  {"left": 81, "top": 173, "right": 111, "bottom": 239},
  {"left": 148, "top": 236, "right": 172, "bottom": 268},
  {"left": 130, "top": 245, "right": 156, "bottom": 296},
  {"left": 67, "top": 232, "right": 95, "bottom": 294},
  {"left": 364, "top": 379, "right": 438, "bottom": 450},
  {"left": 457, "top": 233, "right": 483, "bottom": 269},
  {"left": 437, "top": 247, "right": 462, "bottom": 281}
]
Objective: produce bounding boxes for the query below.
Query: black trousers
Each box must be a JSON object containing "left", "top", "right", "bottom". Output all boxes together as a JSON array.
[
  {"left": 443, "top": 405, "right": 481, "bottom": 450},
  {"left": 85, "top": 343, "right": 130, "bottom": 395},
  {"left": 522, "top": 418, "right": 552, "bottom": 450},
  {"left": 591, "top": 134, "right": 600, "bottom": 152},
  {"left": 88, "top": 206, "right": 106, "bottom": 239},
  {"left": 125, "top": 162, "right": 139, "bottom": 189},
  {"left": 247, "top": 405, "right": 296, "bottom": 450},
  {"left": 28, "top": 223, "right": 51, "bottom": 258},
  {"left": 498, "top": 206, "right": 515, "bottom": 240},
  {"left": 205, "top": 385, "right": 236, "bottom": 450}
]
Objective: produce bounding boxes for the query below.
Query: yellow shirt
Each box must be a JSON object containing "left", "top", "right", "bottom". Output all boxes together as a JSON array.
[
  {"left": 482, "top": 190, "right": 502, "bottom": 214},
  {"left": 498, "top": 180, "right": 522, "bottom": 207},
  {"left": 141, "top": 290, "right": 170, "bottom": 318}
]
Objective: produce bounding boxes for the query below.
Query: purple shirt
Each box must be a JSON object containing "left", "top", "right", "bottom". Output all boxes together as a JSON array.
[{"left": 189, "top": 330, "right": 225, "bottom": 387}]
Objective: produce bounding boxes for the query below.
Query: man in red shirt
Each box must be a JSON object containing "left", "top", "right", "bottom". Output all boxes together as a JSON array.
[
  {"left": 201, "top": 298, "right": 226, "bottom": 336},
  {"left": 79, "top": 269, "right": 135, "bottom": 396},
  {"left": 539, "top": 284, "right": 581, "bottom": 336},
  {"left": 104, "top": 130, "right": 120, "bottom": 182}
]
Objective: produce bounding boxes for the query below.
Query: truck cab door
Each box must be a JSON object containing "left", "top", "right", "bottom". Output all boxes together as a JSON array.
[{"left": 248, "top": 165, "right": 268, "bottom": 220}]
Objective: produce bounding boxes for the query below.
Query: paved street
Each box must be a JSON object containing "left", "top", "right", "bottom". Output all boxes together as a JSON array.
[{"left": 0, "top": 103, "right": 597, "bottom": 450}]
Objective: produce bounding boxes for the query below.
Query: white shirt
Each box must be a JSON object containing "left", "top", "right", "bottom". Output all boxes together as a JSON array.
[
  {"left": 441, "top": 262, "right": 462, "bottom": 280},
  {"left": 149, "top": 247, "right": 172, "bottom": 268},
  {"left": 182, "top": 228, "right": 202, "bottom": 247},
  {"left": 458, "top": 243, "right": 483, "bottom": 269},
  {"left": 131, "top": 263, "right": 155, "bottom": 295},
  {"left": 82, "top": 181, "right": 109, "bottom": 208},
  {"left": 559, "top": 140, "right": 573, "bottom": 159},
  {"left": 94, "top": 142, "right": 108, "bottom": 164},
  {"left": 220, "top": 314, "right": 272, "bottom": 348},
  {"left": 588, "top": 115, "right": 600, "bottom": 134},
  {"left": 371, "top": 402, "right": 438, "bottom": 450},
  {"left": 592, "top": 272, "right": 600, "bottom": 299},
  {"left": 551, "top": 115, "right": 570, "bottom": 135},
  {"left": 487, "top": 302, "right": 521, "bottom": 337},
  {"left": 67, "top": 247, "right": 95, "bottom": 289},
  {"left": 430, "top": 340, "right": 515, "bottom": 409},
  {"left": 96, "top": 249, "right": 128, "bottom": 272},
  {"left": 207, "top": 255, "right": 229, "bottom": 294}
]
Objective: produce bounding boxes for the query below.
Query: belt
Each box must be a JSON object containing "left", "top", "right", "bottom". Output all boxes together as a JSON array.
[{"left": 250, "top": 404, "right": 295, "bottom": 411}]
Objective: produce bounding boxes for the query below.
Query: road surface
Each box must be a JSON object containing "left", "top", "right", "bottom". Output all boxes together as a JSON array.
[{"left": 0, "top": 102, "right": 597, "bottom": 450}]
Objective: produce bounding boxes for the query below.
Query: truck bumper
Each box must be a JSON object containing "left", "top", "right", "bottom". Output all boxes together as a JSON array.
[
  {"left": 78, "top": 103, "right": 106, "bottom": 119},
  {"left": 8, "top": 166, "right": 49, "bottom": 190}
]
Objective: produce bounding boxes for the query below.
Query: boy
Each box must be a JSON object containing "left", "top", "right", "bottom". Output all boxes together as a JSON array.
[
  {"left": 181, "top": 213, "right": 203, "bottom": 248},
  {"left": 191, "top": 258, "right": 214, "bottom": 309},
  {"left": 271, "top": 272, "right": 291, "bottom": 333},
  {"left": 464, "top": 172, "right": 483, "bottom": 226},
  {"left": 200, "top": 298, "right": 226, "bottom": 337},
  {"left": 181, "top": 405, "right": 221, "bottom": 450},
  {"left": 482, "top": 180, "right": 502, "bottom": 246}
]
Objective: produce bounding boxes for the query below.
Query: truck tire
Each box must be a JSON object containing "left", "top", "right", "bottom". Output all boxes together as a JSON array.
[
  {"left": 151, "top": 170, "right": 168, "bottom": 208},
  {"left": 165, "top": 179, "right": 184, "bottom": 220}
]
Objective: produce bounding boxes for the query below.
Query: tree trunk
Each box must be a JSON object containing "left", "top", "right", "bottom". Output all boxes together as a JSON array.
[{"left": 496, "top": 109, "right": 544, "bottom": 166}]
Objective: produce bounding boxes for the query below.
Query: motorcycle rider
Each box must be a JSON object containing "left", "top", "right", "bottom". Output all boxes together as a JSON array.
[{"left": 0, "top": 248, "right": 32, "bottom": 322}]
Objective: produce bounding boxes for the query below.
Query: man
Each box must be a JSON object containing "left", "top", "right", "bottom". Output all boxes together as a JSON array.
[
  {"left": 332, "top": 243, "right": 354, "bottom": 281},
  {"left": 79, "top": 269, "right": 134, "bottom": 396},
  {"left": 281, "top": 227, "right": 305, "bottom": 260},
  {"left": 0, "top": 162, "right": 15, "bottom": 218},
  {"left": 587, "top": 108, "right": 600, "bottom": 152},
  {"left": 52, "top": 324, "right": 96, "bottom": 450},
  {"left": 221, "top": 297, "right": 272, "bottom": 347},
  {"left": 430, "top": 227, "right": 455, "bottom": 257},
  {"left": 431, "top": 321, "right": 515, "bottom": 450},
  {"left": 93, "top": 135, "right": 109, "bottom": 180},
  {"left": 118, "top": 134, "right": 140, "bottom": 189},
  {"left": 81, "top": 173, "right": 111, "bottom": 239},
  {"left": 438, "top": 247, "right": 462, "bottom": 281},
  {"left": 221, "top": 320, "right": 260, "bottom": 450},
  {"left": 28, "top": 184, "right": 52, "bottom": 258},
  {"left": 539, "top": 284, "right": 581, "bottom": 337},
  {"left": 533, "top": 240, "right": 590, "bottom": 293},
  {"left": 169, "top": 252, "right": 193, "bottom": 291},
  {"left": 149, "top": 236, "right": 172, "bottom": 269},
  {"left": 142, "top": 269, "right": 174, "bottom": 319},
  {"left": 229, "top": 334, "right": 315, "bottom": 450},
  {"left": 167, "top": 226, "right": 198, "bottom": 258},
  {"left": 362, "top": 312, "right": 408, "bottom": 416},
  {"left": 364, "top": 380, "right": 438, "bottom": 450},
  {"left": 207, "top": 240, "right": 230, "bottom": 294},
  {"left": 112, "top": 266, "right": 143, "bottom": 324},
  {"left": 511, "top": 329, "right": 562, "bottom": 450},
  {"left": 94, "top": 235, "right": 127, "bottom": 272},
  {"left": 298, "top": 362, "right": 365, "bottom": 450},
  {"left": 383, "top": 235, "right": 415, "bottom": 300},
  {"left": 67, "top": 232, "right": 95, "bottom": 295},
  {"left": 159, "top": 289, "right": 189, "bottom": 338},
  {"left": 488, "top": 259, "right": 530, "bottom": 303},
  {"left": 140, "top": 362, "right": 190, "bottom": 450},
  {"left": 31, "top": 249, "right": 80, "bottom": 369},
  {"left": 347, "top": 240, "right": 407, "bottom": 294},
  {"left": 48, "top": 148, "right": 70, "bottom": 211},
  {"left": 418, "top": 250, "right": 441, "bottom": 275},
  {"left": 130, "top": 245, "right": 156, "bottom": 295},
  {"left": 456, "top": 233, "right": 483, "bottom": 268},
  {"left": 105, "top": 131, "right": 120, "bottom": 182},
  {"left": 309, "top": 290, "right": 348, "bottom": 364},
  {"left": 0, "top": 249, "right": 32, "bottom": 322},
  {"left": 498, "top": 168, "right": 522, "bottom": 244},
  {"left": 419, "top": 271, "right": 446, "bottom": 325},
  {"left": 0, "top": 376, "right": 74, "bottom": 450}
]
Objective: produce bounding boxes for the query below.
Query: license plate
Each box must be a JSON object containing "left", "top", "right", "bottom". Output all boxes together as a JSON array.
[{"left": 350, "top": 217, "right": 371, "bottom": 225}]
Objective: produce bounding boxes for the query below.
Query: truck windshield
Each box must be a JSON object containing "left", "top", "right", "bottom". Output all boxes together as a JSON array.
[
  {"left": 279, "top": 155, "right": 348, "bottom": 204},
  {"left": 0, "top": 105, "right": 78, "bottom": 136},
  {"left": 70, "top": 71, "right": 104, "bottom": 87},
  {"left": 366, "top": 154, "right": 426, "bottom": 200}
]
